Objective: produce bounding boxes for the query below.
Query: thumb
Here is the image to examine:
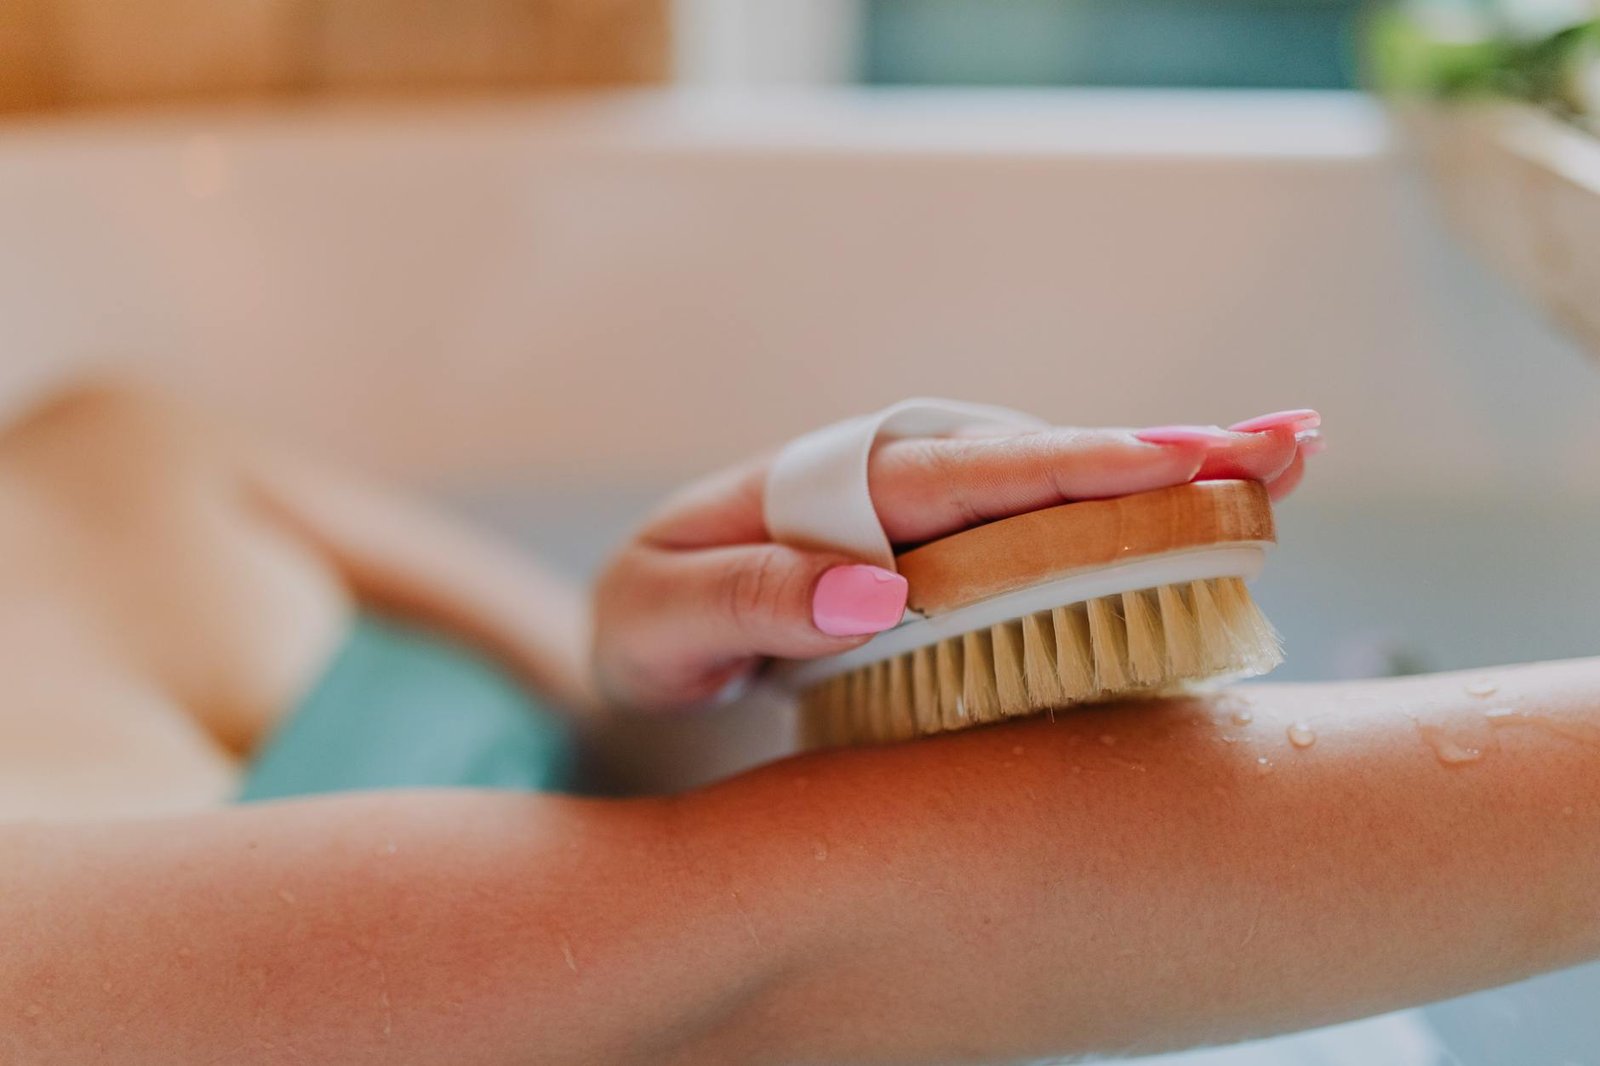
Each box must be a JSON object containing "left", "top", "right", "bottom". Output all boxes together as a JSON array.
[{"left": 595, "top": 542, "right": 907, "bottom": 711}]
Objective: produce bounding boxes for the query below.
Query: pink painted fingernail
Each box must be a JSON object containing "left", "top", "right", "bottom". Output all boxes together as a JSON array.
[
  {"left": 1133, "top": 424, "right": 1234, "bottom": 445},
  {"left": 1228, "top": 408, "right": 1321, "bottom": 433},
  {"left": 813, "top": 565, "right": 908, "bottom": 637}
]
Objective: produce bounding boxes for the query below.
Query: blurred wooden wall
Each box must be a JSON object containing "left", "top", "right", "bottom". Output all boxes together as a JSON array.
[{"left": 0, "top": 0, "right": 670, "bottom": 113}]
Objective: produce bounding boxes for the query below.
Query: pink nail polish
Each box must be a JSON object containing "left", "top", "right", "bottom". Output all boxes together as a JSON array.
[
  {"left": 1133, "top": 425, "right": 1234, "bottom": 445},
  {"left": 1228, "top": 408, "right": 1321, "bottom": 434},
  {"left": 813, "top": 565, "right": 908, "bottom": 637}
]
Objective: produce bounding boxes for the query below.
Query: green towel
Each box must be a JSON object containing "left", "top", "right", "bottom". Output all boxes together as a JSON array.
[{"left": 241, "top": 613, "right": 576, "bottom": 802}]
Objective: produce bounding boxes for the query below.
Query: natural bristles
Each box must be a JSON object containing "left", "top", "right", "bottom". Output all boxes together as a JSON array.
[{"left": 799, "top": 577, "right": 1282, "bottom": 748}]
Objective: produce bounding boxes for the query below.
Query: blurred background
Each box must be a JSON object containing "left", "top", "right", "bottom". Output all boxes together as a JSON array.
[{"left": 1, "top": 3, "right": 1599, "bottom": 1060}]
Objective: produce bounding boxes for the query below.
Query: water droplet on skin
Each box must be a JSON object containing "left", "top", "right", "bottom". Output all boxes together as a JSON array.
[
  {"left": 1256, "top": 756, "right": 1272, "bottom": 774},
  {"left": 1287, "top": 723, "right": 1317, "bottom": 749},
  {"left": 1231, "top": 709, "right": 1255, "bottom": 726},
  {"left": 1437, "top": 742, "right": 1484, "bottom": 764},
  {"left": 1465, "top": 678, "right": 1499, "bottom": 698},
  {"left": 1099, "top": 734, "right": 1117, "bottom": 746},
  {"left": 1410, "top": 716, "right": 1489, "bottom": 766},
  {"left": 1429, "top": 734, "right": 1482, "bottom": 764},
  {"left": 1485, "top": 707, "right": 1520, "bottom": 721}
]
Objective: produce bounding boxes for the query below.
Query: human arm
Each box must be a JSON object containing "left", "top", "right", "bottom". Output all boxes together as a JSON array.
[
  {"left": 7, "top": 657, "right": 1600, "bottom": 1064},
  {"left": 676, "top": 657, "right": 1600, "bottom": 1062}
]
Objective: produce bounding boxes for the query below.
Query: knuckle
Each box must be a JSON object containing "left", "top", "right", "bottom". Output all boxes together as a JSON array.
[
  {"left": 724, "top": 545, "right": 796, "bottom": 631},
  {"left": 906, "top": 438, "right": 988, "bottom": 528}
]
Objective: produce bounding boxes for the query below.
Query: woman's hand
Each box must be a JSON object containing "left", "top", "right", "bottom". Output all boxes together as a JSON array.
[{"left": 592, "top": 409, "right": 1320, "bottom": 712}]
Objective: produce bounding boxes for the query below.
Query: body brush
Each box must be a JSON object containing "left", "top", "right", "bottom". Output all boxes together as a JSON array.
[{"left": 766, "top": 401, "right": 1282, "bottom": 748}]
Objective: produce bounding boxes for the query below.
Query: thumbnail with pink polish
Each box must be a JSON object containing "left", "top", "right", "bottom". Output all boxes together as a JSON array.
[{"left": 813, "top": 565, "right": 908, "bottom": 637}]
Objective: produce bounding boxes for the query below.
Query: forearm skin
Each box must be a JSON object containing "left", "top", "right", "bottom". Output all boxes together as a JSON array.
[
  {"left": 681, "top": 658, "right": 1600, "bottom": 1063},
  {"left": 7, "top": 659, "right": 1600, "bottom": 1065}
]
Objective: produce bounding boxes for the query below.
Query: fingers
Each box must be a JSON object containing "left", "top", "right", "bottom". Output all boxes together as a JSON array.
[
  {"left": 1194, "top": 425, "right": 1301, "bottom": 485},
  {"left": 1261, "top": 427, "right": 1321, "bottom": 501},
  {"left": 1263, "top": 447, "right": 1306, "bottom": 501},
  {"left": 869, "top": 429, "right": 1212, "bottom": 545},
  {"left": 870, "top": 420, "right": 1319, "bottom": 546},
  {"left": 640, "top": 411, "right": 1323, "bottom": 555},
  {"left": 594, "top": 543, "right": 906, "bottom": 711},
  {"left": 1205, "top": 409, "right": 1322, "bottom": 500}
]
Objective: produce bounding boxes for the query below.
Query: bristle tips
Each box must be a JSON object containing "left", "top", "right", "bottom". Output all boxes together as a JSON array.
[{"left": 799, "top": 576, "right": 1283, "bottom": 748}]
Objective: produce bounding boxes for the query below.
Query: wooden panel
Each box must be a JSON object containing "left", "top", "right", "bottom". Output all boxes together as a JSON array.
[
  {"left": 0, "top": 0, "right": 668, "bottom": 113},
  {"left": 52, "top": 0, "right": 302, "bottom": 104},
  {"left": 0, "top": 0, "right": 59, "bottom": 111},
  {"left": 306, "top": 0, "right": 670, "bottom": 90},
  {"left": 895, "top": 480, "right": 1276, "bottom": 615}
]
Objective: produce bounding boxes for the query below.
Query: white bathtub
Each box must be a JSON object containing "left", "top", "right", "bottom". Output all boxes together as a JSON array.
[{"left": 3, "top": 87, "right": 1597, "bottom": 1065}]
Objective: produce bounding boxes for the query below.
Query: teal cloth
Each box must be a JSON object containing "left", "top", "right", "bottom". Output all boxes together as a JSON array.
[{"left": 241, "top": 613, "right": 575, "bottom": 802}]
